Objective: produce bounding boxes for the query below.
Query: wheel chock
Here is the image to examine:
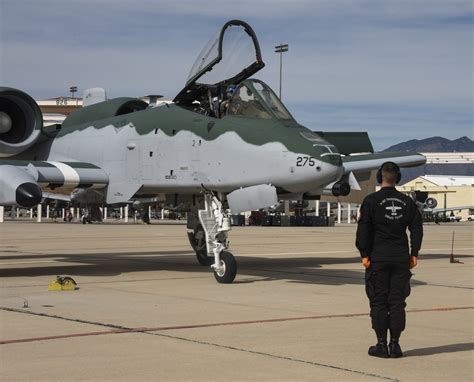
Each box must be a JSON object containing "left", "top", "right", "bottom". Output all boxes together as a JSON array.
[{"left": 48, "top": 276, "right": 79, "bottom": 291}]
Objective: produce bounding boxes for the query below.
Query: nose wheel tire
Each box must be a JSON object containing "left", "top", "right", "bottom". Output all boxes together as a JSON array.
[{"left": 213, "top": 251, "right": 237, "bottom": 284}]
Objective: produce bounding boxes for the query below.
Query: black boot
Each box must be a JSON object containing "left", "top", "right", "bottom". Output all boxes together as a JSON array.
[
  {"left": 368, "top": 339, "right": 389, "bottom": 358},
  {"left": 389, "top": 339, "right": 403, "bottom": 358}
]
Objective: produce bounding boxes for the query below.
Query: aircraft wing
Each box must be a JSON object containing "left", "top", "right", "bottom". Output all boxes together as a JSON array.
[
  {"left": 42, "top": 192, "right": 71, "bottom": 202},
  {"left": 0, "top": 160, "right": 108, "bottom": 207},
  {"left": 429, "top": 206, "right": 474, "bottom": 214},
  {"left": 342, "top": 152, "right": 426, "bottom": 174}
]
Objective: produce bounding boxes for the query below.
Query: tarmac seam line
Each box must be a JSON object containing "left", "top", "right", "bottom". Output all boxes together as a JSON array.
[
  {"left": 0, "top": 306, "right": 472, "bottom": 346},
  {"left": 145, "top": 331, "right": 398, "bottom": 381}
]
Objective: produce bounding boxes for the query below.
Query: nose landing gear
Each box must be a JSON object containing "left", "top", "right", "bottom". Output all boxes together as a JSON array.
[
  {"left": 187, "top": 224, "right": 213, "bottom": 266},
  {"left": 188, "top": 189, "right": 237, "bottom": 283}
]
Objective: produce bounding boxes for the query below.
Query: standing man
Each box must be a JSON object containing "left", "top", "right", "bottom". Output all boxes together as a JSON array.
[{"left": 356, "top": 162, "right": 423, "bottom": 358}]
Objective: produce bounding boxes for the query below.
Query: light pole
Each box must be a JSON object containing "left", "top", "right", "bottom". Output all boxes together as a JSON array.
[
  {"left": 69, "top": 86, "right": 77, "bottom": 99},
  {"left": 274, "top": 43, "right": 288, "bottom": 99},
  {"left": 275, "top": 44, "right": 289, "bottom": 214}
]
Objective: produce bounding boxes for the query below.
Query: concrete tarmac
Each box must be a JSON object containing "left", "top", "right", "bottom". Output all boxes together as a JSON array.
[{"left": 0, "top": 221, "right": 472, "bottom": 381}]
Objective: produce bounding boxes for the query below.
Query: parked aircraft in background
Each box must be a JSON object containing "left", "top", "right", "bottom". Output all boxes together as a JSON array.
[{"left": 407, "top": 191, "right": 473, "bottom": 223}]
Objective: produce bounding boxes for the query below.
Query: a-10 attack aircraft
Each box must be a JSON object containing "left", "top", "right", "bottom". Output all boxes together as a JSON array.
[
  {"left": 407, "top": 191, "right": 473, "bottom": 222},
  {"left": 0, "top": 20, "right": 426, "bottom": 283}
]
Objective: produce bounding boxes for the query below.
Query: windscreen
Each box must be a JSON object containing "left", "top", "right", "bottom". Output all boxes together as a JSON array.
[
  {"left": 226, "top": 80, "right": 294, "bottom": 120},
  {"left": 252, "top": 81, "right": 292, "bottom": 120},
  {"left": 227, "top": 84, "right": 272, "bottom": 119}
]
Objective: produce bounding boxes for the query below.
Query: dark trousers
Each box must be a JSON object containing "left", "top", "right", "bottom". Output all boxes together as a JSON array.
[{"left": 365, "top": 262, "right": 412, "bottom": 339}]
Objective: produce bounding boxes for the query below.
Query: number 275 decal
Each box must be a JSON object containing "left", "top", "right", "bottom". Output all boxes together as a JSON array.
[{"left": 296, "top": 156, "right": 316, "bottom": 167}]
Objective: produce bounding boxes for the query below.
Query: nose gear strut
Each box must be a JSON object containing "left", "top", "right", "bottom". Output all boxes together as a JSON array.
[{"left": 198, "top": 189, "right": 237, "bottom": 283}]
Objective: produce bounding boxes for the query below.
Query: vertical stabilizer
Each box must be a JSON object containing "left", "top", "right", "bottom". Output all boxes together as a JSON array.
[{"left": 83, "top": 88, "right": 107, "bottom": 106}]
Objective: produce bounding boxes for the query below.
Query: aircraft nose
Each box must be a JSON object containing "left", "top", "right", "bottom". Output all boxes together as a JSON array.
[
  {"left": 307, "top": 141, "right": 344, "bottom": 188},
  {"left": 317, "top": 144, "right": 342, "bottom": 167},
  {"left": 316, "top": 159, "right": 343, "bottom": 185},
  {"left": 321, "top": 153, "right": 342, "bottom": 169},
  {"left": 282, "top": 128, "right": 344, "bottom": 192}
]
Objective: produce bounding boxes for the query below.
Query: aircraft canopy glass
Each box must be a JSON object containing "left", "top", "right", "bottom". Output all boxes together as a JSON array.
[
  {"left": 185, "top": 20, "right": 264, "bottom": 87},
  {"left": 186, "top": 30, "right": 220, "bottom": 85},
  {"left": 174, "top": 20, "right": 283, "bottom": 120}
]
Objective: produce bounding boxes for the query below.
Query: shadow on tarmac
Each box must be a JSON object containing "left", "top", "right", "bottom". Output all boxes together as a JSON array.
[
  {"left": 404, "top": 342, "right": 474, "bottom": 357},
  {"left": 0, "top": 250, "right": 437, "bottom": 287}
]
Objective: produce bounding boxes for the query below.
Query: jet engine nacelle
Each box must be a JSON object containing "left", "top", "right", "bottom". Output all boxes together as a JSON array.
[
  {"left": 332, "top": 181, "right": 351, "bottom": 197},
  {"left": 0, "top": 87, "right": 43, "bottom": 157},
  {"left": 0, "top": 165, "right": 42, "bottom": 207},
  {"left": 425, "top": 197, "right": 437, "bottom": 209}
]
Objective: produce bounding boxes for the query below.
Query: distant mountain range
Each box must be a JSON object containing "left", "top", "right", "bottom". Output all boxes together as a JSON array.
[
  {"left": 381, "top": 136, "right": 473, "bottom": 182},
  {"left": 383, "top": 136, "right": 473, "bottom": 153}
]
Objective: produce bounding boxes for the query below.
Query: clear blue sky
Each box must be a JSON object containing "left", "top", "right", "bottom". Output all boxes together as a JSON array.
[{"left": 1, "top": 0, "right": 472, "bottom": 150}]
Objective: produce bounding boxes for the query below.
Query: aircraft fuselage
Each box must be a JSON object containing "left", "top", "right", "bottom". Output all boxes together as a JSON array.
[{"left": 43, "top": 103, "right": 342, "bottom": 203}]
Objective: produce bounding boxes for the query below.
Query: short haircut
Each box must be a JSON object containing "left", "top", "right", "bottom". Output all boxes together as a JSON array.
[{"left": 381, "top": 162, "right": 399, "bottom": 182}]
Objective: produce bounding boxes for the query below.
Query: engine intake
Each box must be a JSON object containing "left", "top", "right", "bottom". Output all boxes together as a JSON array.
[
  {"left": 0, "top": 87, "right": 43, "bottom": 157},
  {"left": 332, "top": 181, "right": 351, "bottom": 197},
  {"left": 425, "top": 197, "right": 437, "bottom": 209}
]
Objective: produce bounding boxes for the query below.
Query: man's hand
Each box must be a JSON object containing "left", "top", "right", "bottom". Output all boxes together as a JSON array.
[
  {"left": 410, "top": 256, "right": 417, "bottom": 269},
  {"left": 362, "top": 257, "right": 371, "bottom": 269}
]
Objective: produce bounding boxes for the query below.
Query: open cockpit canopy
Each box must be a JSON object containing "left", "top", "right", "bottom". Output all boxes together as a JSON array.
[
  {"left": 174, "top": 20, "right": 265, "bottom": 114},
  {"left": 185, "top": 20, "right": 264, "bottom": 87}
]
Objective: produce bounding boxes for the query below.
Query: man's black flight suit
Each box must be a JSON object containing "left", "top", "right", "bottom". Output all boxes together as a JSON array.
[{"left": 356, "top": 185, "right": 423, "bottom": 356}]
